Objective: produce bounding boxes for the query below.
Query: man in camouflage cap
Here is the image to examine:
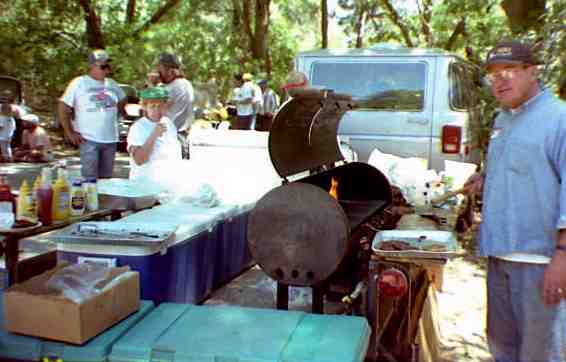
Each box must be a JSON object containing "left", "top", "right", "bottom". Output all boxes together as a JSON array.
[{"left": 59, "top": 49, "right": 127, "bottom": 178}]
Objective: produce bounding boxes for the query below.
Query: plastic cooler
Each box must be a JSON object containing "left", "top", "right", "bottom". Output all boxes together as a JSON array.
[
  {"left": 109, "top": 303, "right": 371, "bottom": 362},
  {"left": 213, "top": 211, "right": 253, "bottom": 287},
  {"left": 53, "top": 201, "right": 241, "bottom": 304},
  {"left": 0, "top": 295, "right": 154, "bottom": 362}
]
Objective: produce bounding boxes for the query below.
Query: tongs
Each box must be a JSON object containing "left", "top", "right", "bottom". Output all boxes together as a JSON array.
[
  {"left": 430, "top": 187, "right": 466, "bottom": 206},
  {"left": 73, "top": 223, "right": 161, "bottom": 239}
]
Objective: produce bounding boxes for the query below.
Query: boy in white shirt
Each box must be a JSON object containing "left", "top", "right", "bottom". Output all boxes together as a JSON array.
[{"left": 126, "top": 86, "right": 181, "bottom": 180}]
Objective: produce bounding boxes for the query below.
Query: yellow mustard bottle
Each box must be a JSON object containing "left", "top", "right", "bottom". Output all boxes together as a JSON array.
[
  {"left": 52, "top": 170, "right": 70, "bottom": 222},
  {"left": 16, "top": 180, "right": 37, "bottom": 223},
  {"left": 31, "top": 175, "right": 41, "bottom": 221}
]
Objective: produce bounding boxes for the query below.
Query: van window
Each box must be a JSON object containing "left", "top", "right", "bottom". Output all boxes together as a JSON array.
[
  {"left": 310, "top": 62, "right": 426, "bottom": 111},
  {"left": 450, "top": 63, "right": 479, "bottom": 110}
]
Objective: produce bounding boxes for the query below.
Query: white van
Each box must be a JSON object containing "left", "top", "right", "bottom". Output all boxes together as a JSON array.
[{"left": 295, "top": 44, "right": 483, "bottom": 170}]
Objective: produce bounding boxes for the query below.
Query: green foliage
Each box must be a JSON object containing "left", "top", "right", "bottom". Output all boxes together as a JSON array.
[{"left": 1, "top": 0, "right": 564, "bottom": 121}]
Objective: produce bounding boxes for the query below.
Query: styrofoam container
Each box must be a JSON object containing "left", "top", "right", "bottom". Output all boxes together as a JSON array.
[
  {"left": 0, "top": 296, "right": 154, "bottom": 362},
  {"left": 109, "top": 303, "right": 370, "bottom": 362}
]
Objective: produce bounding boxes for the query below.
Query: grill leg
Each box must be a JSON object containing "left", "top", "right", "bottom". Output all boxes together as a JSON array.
[
  {"left": 276, "top": 282, "right": 289, "bottom": 310},
  {"left": 312, "top": 285, "right": 324, "bottom": 314}
]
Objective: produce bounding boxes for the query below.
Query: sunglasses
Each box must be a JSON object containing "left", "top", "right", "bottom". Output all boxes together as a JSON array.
[{"left": 97, "top": 64, "right": 111, "bottom": 70}]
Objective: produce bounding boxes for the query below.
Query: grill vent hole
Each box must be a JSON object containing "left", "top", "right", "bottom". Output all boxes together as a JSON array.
[
  {"left": 307, "top": 271, "right": 315, "bottom": 280},
  {"left": 291, "top": 270, "right": 299, "bottom": 278},
  {"left": 275, "top": 268, "right": 284, "bottom": 278}
]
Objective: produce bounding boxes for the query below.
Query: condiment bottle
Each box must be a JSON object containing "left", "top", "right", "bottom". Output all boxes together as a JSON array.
[
  {"left": 52, "top": 168, "right": 71, "bottom": 222},
  {"left": 70, "top": 179, "right": 85, "bottom": 216},
  {"left": 82, "top": 177, "right": 99, "bottom": 212},
  {"left": 37, "top": 168, "right": 53, "bottom": 226},
  {"left": 0, "top": 175, "right": 16, "bottom": 229},
  {"left": 16, "top": 180, "right": 36, "bottom": 223}
]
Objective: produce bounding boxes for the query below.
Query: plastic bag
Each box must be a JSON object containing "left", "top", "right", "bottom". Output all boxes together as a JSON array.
[
  {"left": 46, "top": 263, "right": 113, "bottom": 303},
  {"left": 177, "top": 183, "right": 220, "bottom": 208}
]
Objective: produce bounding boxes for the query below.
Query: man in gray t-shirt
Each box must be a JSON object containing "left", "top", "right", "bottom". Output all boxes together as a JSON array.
[{"left": 156, "top": 52, "right": 194, "bottom": 159}]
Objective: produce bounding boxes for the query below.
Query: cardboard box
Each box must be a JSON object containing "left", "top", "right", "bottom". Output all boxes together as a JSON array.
[{"left": 3, "top": 263, "right": 139, "bottom": 344}]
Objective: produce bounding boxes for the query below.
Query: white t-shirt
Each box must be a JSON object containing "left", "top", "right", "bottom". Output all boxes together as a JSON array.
[
  {"left": 164, "top": 78, "right": 194, "bottom": 132},
  {"left": 0, "top": 116, "right": 15, "bottom": 141},
  {"left": 235, "top": 81, "right": 254, "bottom": 116},
  {"left": 61, "top": 75, "right": 126, "bottom": 143},
  {"left": 126, "top": 116, "right": 182, "bottom": 180}
]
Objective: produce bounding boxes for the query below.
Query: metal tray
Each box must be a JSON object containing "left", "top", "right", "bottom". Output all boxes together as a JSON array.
[
  {"left": 45, "top": 222, "right": 177, "bottom": 247},
  {"left": 371, "top": 230, "right": 463, "bottom": 259}
]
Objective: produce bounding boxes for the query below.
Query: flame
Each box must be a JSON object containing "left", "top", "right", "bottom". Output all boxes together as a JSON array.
[{"left": 329, "top": 177, "right": 339, "bottom": 199}]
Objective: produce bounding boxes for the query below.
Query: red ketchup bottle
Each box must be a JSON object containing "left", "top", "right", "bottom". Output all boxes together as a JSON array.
[
  {"left": 37, "top": 168, "right": 53, "bottom": 226},
  {"left": 0, "top": 175, "right": 16, "bottom": 228}
]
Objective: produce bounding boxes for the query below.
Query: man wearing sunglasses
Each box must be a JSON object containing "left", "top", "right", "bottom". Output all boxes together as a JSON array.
[
  {"left": 466, "top": 40, "right": 566, "bottom": 361},
  {"left": 59, "top": 49, "right": 126, "bottom": 179}
]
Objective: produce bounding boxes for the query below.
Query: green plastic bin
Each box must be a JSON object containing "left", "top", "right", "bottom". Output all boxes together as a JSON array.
[
  {"left": 0, "top": 296, "right": 154, "bottom": 362},
  {"left": 110, "top": 303, "right": 370, "bottom": 362}
]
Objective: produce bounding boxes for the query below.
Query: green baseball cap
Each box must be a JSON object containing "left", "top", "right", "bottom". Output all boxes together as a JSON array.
[{"left": 140, "top": 86, "right": 169, "bottom": 101}]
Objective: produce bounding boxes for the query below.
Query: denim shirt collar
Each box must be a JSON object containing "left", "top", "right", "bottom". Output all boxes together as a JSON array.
[{"left": 501, "top": 87, "right": 549, "bottom": 116}]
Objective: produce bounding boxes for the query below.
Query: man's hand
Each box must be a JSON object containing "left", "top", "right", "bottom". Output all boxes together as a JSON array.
[
  {"left": 65, "top": 130, "right": 84, "bottom": 146},
  {"left": 542, "top": 251, "right": 566, "bottom": 305},
  {"left": 463, "top": 172, "right": 483, "bottom": 195}
]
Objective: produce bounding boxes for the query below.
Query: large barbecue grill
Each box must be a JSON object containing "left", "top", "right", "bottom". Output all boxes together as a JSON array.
[{"left": 248, "top": 89, "right": 393, "bottom": 313}]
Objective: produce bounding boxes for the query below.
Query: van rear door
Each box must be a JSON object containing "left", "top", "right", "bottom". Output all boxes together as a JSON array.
[{"left": 307, "top": 58, "right": 435, "bottom": 165}]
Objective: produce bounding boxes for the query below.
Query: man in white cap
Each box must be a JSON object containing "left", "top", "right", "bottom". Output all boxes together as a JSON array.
[
  {"left": 59, "top": 49, "right": 126, "bottom": 178},
  {"left": 13, "top": 114, "right": 53, "bottom": 162}
]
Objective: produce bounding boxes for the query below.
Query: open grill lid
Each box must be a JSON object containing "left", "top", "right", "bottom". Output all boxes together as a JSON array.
[{"left": 269, "top": 89, "right": 355, "bottom": 179}]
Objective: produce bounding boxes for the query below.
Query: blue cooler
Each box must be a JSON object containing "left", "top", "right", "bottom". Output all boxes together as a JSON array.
[
  {"left": 213, "top": 210, "right": 254, "bottom": 288},
  {"left": 0, "top": 296, "right": 154, "bottom": 362},
  {"left": 56, "top": 227, "right": 220, "bottom": 304},
  {"left": 109, "top": 303, "right": 371, "bottom": 362}
]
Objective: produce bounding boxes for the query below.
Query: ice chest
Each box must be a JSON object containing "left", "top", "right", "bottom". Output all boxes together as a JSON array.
[
  {"left": 55, "top": 226, "right": 220, "bottom": 304},
  {"left": 109, "top": 303, "right": 371, "bottom": 362},
  {"left": 0, "top": 294, "right": 154, "bottom": 362}
]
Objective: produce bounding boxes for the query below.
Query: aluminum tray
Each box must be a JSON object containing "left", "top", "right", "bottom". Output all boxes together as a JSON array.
[
  {"left": 45, "top": 222, "right": 177, "bottom": 247},
  {"left": 371, "top": 230, "right": 463, "bottom": 259}
]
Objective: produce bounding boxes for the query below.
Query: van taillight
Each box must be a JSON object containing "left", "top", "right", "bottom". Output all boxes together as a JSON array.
[{"left": 442, "top": 125, "right": 461, "bottom": 154}]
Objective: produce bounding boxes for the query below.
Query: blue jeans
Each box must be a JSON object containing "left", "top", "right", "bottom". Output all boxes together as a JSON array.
[
  {"left": 487, "top": 257, "right": 566, "bottom": 362},
  {"left": 79, "top": 140, "right": 116, "bottom": 179}
]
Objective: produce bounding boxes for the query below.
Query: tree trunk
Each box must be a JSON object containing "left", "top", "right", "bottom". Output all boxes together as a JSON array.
[
  {"left": 354, "top": 2, "right": 368, "bottom": 48},
  {"left": 239, "top": 0, "right": 271, "bottom": 70},
  {"left": 126, "top": 0, "right": 136, "bottom": 24},
  {"left": 321, "top": 0, "right": 328, "bottom": 49},
  {"left": 444, "top": 18, "right": 466, "bottom": 51},
  {"left": 380, "top": 0, "right": 414, "bottom": 47},
  {"left": 252, "top": 0, "right": 270, "bottom": 60},
  {"left": 501, "top": 0, "right": 546, "bottom": 33},
  {"left": 418, "top": 0, "right": 433, "bottom": 46},
  {"left": 136, "top": 0, "right": 182, "bottom": 35},
  {"left": 78, "top": 0, "right": 105, "bottom": 49}
]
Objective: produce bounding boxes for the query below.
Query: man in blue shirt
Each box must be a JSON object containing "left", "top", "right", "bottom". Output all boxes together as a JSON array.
[{"left": 468, "top": 40, "right": 566, "bottom": 361}]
